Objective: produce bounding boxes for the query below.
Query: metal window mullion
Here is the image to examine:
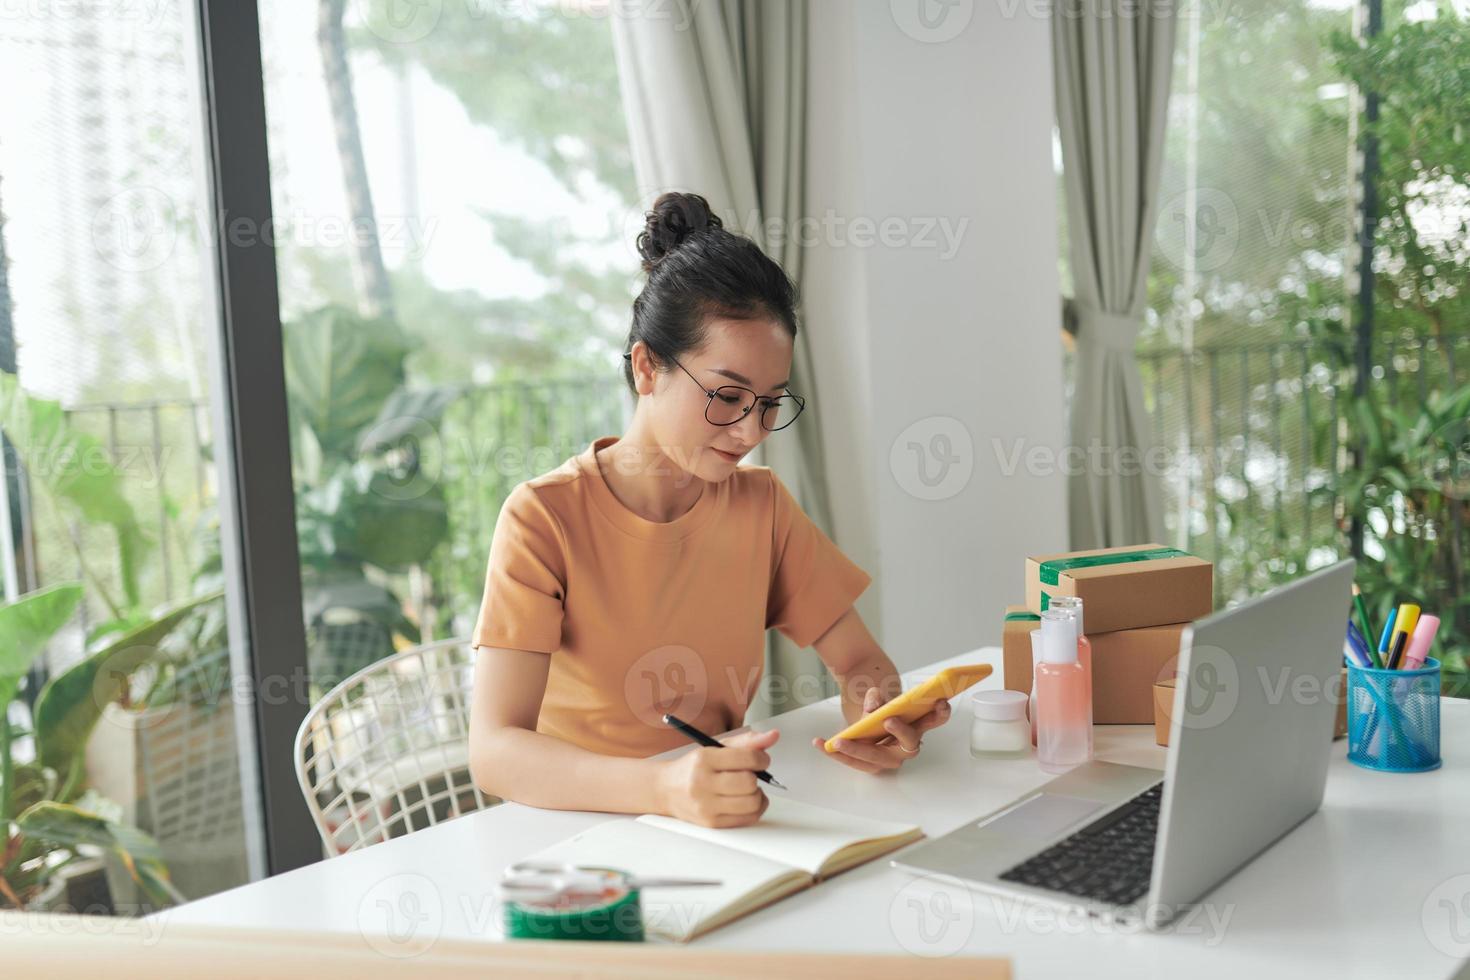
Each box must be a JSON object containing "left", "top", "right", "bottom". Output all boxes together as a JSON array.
[
  {"left": 1207, "top": 349, "right": 1220, "bottom": 591},
  {"left": 1301, "top": 347, "right": 1312, "bottom": 549},
  {"left": 194, "top": 0, "right": 316, "bottom": 876}
]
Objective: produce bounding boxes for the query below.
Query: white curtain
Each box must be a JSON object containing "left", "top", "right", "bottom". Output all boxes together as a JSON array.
[
  {"left": 612, "top": 0, "right": 836, "bottom": 716},
  {"left": 1053, "top": 0, "right": 1178, "bottom": 547}
]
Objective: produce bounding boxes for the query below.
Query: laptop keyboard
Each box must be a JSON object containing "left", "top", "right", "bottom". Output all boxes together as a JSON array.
[{"left": 997, "top": 782, "right": 1164, "bottom": 907}]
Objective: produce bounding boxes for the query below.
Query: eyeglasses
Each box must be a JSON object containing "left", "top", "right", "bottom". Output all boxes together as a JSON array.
[{"left": 623, "top": 351, "right": 806, "bottom": 431}]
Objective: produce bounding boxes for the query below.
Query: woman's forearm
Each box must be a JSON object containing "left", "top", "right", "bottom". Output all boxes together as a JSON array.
[
  {"left": 835, "top": 651, "right": 902, "bottom": 724},
  {"left": 811, "top": 607, "right": 905, "bottom": 724},
  {"left": 471, "top": 725, "right": 666, "bottom": 815}
]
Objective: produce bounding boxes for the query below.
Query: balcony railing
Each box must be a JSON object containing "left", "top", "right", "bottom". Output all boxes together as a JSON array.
[
  {"left": 1139, "top": 332, "right": 1468, "bottom": 606},
  {"left": 17, "top": 339, "right": 1462, "bottom": 669},
  {"left": 15, "top": 379, "right": 630, "bottom": 672}
]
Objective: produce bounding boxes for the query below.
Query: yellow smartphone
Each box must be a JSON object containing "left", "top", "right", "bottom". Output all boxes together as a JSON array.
[{"left": 823, "top": 663, "right": 993, "bottom": 752}]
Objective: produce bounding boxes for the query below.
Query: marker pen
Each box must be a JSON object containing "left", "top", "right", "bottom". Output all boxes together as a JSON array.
[
  {"left": 1386, "top": 631, "right": 1409, "bottom": 670},
  {"left": 1343, "top": 623, "right": 1371, "bottom": 668},
  {"left": 1401, "top": 615, "right": 1440, "bottom": 671},
  {"left": 1387, "top": 604, "right": 1421, "bottom": 670},
  {"left": 1376, "top": 606, "right": 1398, "bottom": 659},
  {"left": 1391, "top": 603, "right": 1420, "bottom": 647},
  {"left": 1352, "top": 584, "right": 1375, "bottom": 655}
]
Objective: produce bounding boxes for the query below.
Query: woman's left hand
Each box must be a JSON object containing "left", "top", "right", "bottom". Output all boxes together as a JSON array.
[{"left": 812, "top": 686, "right": 952, "bottom": 773}]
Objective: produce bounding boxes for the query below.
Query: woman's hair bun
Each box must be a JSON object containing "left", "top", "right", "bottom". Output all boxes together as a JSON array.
[{"left": 636, "top": 191, "right": 723, "bottom": 272}]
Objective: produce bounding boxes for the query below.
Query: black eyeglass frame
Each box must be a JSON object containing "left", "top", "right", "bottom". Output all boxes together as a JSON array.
[{"left": 622, "top": 350, "right": 806, "bottom": 432}]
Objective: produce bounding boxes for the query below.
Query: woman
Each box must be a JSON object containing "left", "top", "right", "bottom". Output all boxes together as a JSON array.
[{"left": 468, "top": 192, "right": 951, "bottom": 828}]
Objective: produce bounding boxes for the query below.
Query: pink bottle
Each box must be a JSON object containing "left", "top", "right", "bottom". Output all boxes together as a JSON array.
[
  {"left": 1029, "top": 629, "right": 1043, "bottom": 746},
  {"left": 1036, "top": 609, "right": 1093, "bottom": 773},
  {"left": 1049, "top": 595, "right": 1093, "bottom": 714}
]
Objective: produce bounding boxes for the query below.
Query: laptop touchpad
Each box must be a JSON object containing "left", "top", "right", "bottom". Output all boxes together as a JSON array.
[{"left": 980, "top": 794, "right": 1104, "bottom": 841}]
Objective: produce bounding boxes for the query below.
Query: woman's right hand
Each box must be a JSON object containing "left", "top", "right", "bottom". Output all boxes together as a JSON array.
[{"left": 654, "top": 728, "right": 779, "bottom": 828}]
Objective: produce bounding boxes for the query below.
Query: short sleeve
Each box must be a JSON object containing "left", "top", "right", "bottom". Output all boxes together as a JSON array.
[
  {"left": 472, "top": 483, "right": 567, "bottom": 653},
  {"left": 765, "top": 471, "right": 872, "bottom": 648}
]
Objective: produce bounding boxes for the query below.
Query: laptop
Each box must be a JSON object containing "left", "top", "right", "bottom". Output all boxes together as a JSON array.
[{"left": 893, "top": 558, "right": 1354, "bottom": 929}]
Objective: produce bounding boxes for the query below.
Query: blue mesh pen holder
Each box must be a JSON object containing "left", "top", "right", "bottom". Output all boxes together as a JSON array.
[{"left": 1346, "top": 657, "right": 1441, "bottom": 773}]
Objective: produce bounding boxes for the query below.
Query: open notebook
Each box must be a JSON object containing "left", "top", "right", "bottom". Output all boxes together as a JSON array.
[{"left": 514, "top": 796, "right": 924, "bottom": 942}]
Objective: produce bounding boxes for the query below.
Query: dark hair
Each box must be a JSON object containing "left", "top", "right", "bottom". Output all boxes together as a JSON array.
[{"left": 623, "top": 191, "right": 798, "bottom": 393}]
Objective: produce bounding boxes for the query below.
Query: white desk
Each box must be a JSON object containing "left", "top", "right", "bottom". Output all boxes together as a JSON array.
[{"left": 159, "top": 648, "right": 1470, "bottom": 979}]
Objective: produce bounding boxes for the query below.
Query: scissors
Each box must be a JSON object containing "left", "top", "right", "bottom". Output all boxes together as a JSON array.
[{"left": 499, "top": 862, "right": 722, "bottom": 904}]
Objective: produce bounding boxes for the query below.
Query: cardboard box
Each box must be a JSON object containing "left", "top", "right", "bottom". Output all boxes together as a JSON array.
[
  {"left": 1001, "top": 605, "right": 1042, "bottom": 699},
  {"left": 1331, "top": 666, "right": 1347, "bottom": 740},
  {"left": 1156, "top": 668, "right": 1348, "bottom": 747},
  {"left": 1090, "top": 623, "right": 1189, "bottom": 724},
  {"left": 1025, "top": 543, "right": 1213, "bottom": 633},
  {"left": 1003, "top": 605, "right": 1185, "bottom": 725},
  {"left": 1153, "top": 678, "right": 1175, "bottom": 746}
]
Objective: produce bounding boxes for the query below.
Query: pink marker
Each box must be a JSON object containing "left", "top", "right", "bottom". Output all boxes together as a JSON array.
[{"left": 1402, "top": 615, "right": 1440, "bottom": 670}]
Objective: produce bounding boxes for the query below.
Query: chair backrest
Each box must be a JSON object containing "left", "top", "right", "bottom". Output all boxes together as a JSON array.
[{"left": 294, "top": 637, "right": 498, "bottom": 856}]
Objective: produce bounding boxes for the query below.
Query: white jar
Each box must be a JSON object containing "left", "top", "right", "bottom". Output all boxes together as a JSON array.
[{"left": 970, "top": 690, "right": 1031, "bottom": 759}]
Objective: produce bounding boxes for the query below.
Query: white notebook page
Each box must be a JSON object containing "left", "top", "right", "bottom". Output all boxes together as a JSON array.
[{"left": 637, "top": 795, "right": 921, "bottom": 876}]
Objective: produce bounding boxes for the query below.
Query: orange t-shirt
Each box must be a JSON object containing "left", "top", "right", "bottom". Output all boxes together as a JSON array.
[{"left": 472, "top": 435, "right": 871, "bottom": 758}]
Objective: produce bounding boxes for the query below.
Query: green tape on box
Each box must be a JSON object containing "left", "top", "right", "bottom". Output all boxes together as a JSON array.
[
  {"left": 1003, "top": 611, "right": 1041, "bottom": 622},
  {"left": 1039, "top": 547, "right": 1190, "bottom": 585}
]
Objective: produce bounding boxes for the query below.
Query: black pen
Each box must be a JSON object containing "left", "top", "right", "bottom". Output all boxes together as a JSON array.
[{"left": 662, "top": 713, "right": 788, "bottom": 790}]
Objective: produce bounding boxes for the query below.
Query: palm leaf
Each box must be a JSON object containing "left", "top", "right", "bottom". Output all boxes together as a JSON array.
[{"left": 32, "top": 591, "right": 222, "bottom": 794}]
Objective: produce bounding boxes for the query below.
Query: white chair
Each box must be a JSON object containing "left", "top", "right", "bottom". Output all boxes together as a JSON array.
[{"left": 294, "top": 637, "right": 500, "bottom": 857}]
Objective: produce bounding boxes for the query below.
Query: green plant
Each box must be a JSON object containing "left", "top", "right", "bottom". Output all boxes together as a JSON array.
[
  {"left": 1139, "top": 9, "right": 1470, "bottom": 663},
  {"left": 1340, "top": 382, "right": 1470, "bottom": 697},
  {"left": 0, "top": 584, "right": 206, "bottom": 909},
  {"left": 283, "top": 305, "right": 455, "bottom": 684},
  {"left": 1331, "top": 13, "right": 1470, "bottom": 350},
  {"left": 0, "top": 372, "right": 232, "bottom": 909},
  {"left": 0, "top": 373, "right": 150, "bottom": 627}
]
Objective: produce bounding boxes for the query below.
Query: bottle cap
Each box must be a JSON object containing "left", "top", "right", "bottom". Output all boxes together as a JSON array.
[
  {"left": 1050, "top": 595, "right": 1084, "bottom": 636},
  {"left": 1040, "top": 609, "right": 1077, "bottom": 664},
  {"left": 970, "top": 689, "right": 1028, "bottom": 722}
]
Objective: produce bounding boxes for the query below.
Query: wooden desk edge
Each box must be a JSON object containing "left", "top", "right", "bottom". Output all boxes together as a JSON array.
[{"left": 2, "top": 910, "right": 1010, "bottom": 979}]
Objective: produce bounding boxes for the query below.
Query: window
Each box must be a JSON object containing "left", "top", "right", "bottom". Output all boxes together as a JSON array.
[
  {"left": 1084, "top": 0, "right": 1470, "bottom": 694},
  {"left": 255, "top": 1, "right": 636, "bottom": 691},
  {"left": 0, "top": 1, "right": 262, "bottom": 909}
]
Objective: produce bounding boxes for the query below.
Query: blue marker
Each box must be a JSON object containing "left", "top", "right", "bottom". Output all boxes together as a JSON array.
[
  {"left": 1377, "top": 606, "right": 1398, "bottom": 658},
  {"left": 1344, "top": 622, "right": 1371, "bottom": 668}
]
